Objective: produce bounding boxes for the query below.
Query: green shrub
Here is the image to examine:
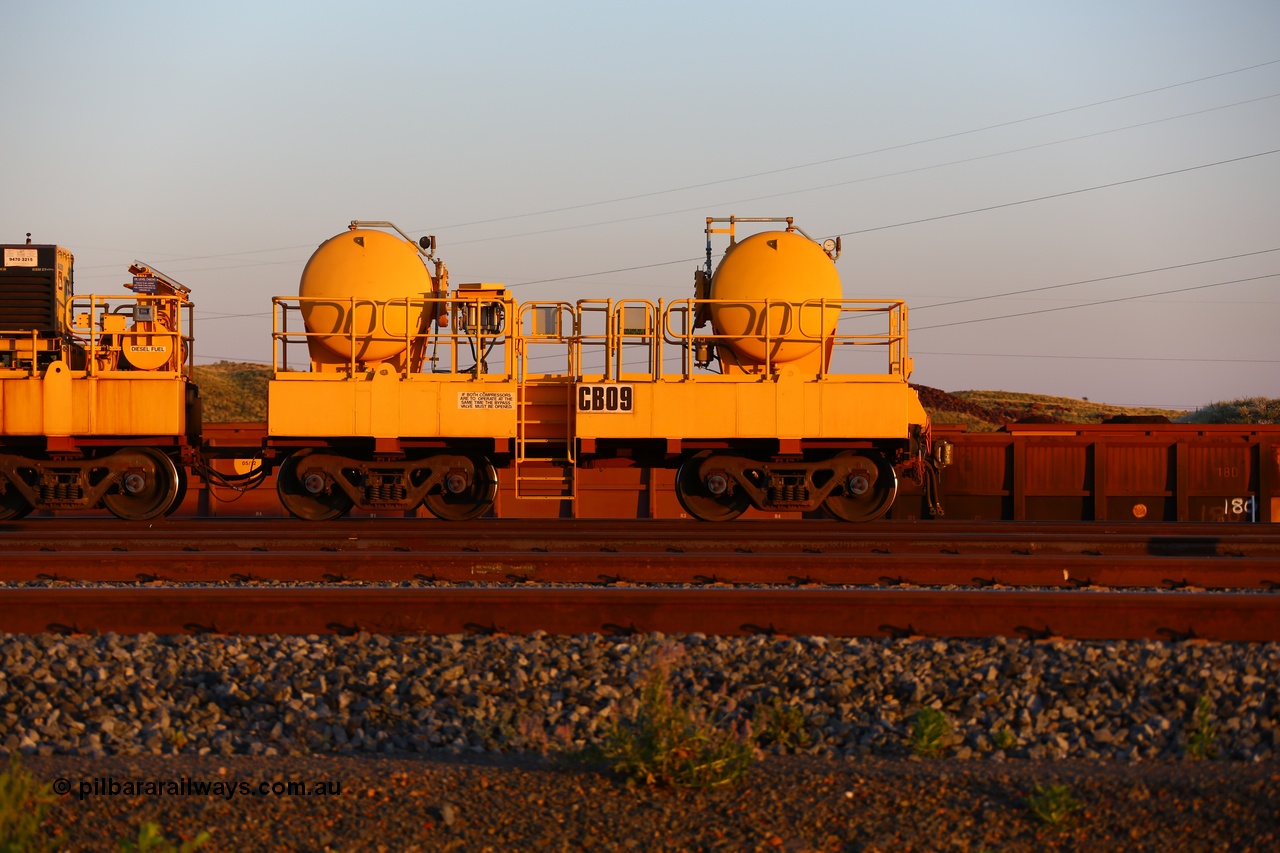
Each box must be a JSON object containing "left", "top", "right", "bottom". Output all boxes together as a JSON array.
[
  {"left": 991, "top": 727, "right": 1017, "bottom": 751},
  {"left": 1186, "top": 695, "right": 1219, "bottom": 760},
  {"left": 909, "top": 707, "right": 950, "bottom": 757},
  {"left": 595, "top": 666, "right": 756, "bottom": 788},
  {"left": 1026, "top": 783, "right": 1082, "bottom": 827},
  {"left": 118, "top": 822, "right": 210, "bottom": 853},
  {"left": 0, "top": 755, "right": 59, "bottom": 853},
  {"left": 751, "top": 697, "right": 812, "bottom": 750}
]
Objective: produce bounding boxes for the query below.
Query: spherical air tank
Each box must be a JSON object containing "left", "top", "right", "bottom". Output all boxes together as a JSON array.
[
  {"left": 299, "top": 228, "right": 431, "bottom": 364},
  {"left": 708, "top": 230, "right": 841, "bottom": 366}
]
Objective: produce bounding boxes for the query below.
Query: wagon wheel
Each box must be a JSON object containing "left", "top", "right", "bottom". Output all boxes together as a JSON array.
[
  {"left": 422, "top": 456, "right": 498, "bottom": 521},
  {"left": 276, "top": 451, "right": 355, "bottom": 521},
  {"left": 164, "top": 464, "right": 189, "bottom": 517},
  {"left": 822, "top": 451, "right": 897, "bottom": 522},
  {"left": 675, "top": 451, "right": 751, "bottom": 522},
  {"left": 0, "top": 478, "right": 32, "bottom": 521},
  {"left": 101, "top": 448, "right": 183, "bottom": 521}
]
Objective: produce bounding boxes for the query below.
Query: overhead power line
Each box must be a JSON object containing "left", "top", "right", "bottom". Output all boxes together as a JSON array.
[
  {"left": 443, "top": 91, "right": 1280, "bottom": 249},
  {"left": 915, "top": 272, "right": 1280, "bottom": 331},
  {"left": 509, "top": 257, "right": 702, "bottom": 288},
  {"left": 911, "top": 247, "right": 1280, "bottom": 313},
  {"left": 915, "top": 350, "right": 1280, "bottom": 364},
  {"left": 520, "top": 148, "right": 1280, "bottom": 288},
  {"left": 70, "top": 59, "right": 1280, "bottom": 273},
  {"left": 838, "top": 148, "right": 1280, "bottom": 238},
  {"left": 416, "top": 57, "right": 1280, "bottom": 233}
]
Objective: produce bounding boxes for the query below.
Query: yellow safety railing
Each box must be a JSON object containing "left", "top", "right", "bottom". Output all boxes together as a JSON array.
[
  {"left": 272, "top": 294, "right": 516, "bottom": 380},
  {"left": 662, "top": 297, "right": 910, "bottom": 379},
  {"left": 515, "top": 301, "right": 577, "bottom": 380},
  {"left": 64, "top": 293, "right": 194, "bottom": 377},
  {"left": 270, "top": 295, "right": 911, "bottom": 383},
  {"left": 0, "top": 329, "right": 47, "bottom": 376}
]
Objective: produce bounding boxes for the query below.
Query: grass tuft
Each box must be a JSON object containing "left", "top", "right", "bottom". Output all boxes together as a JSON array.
[
  {"left": 751, "top": 697, "right": 811, "bottom": 750},
  {"left": 1186, "top": 695, "right": 1219, "bottom": 760},
  {"left": 991, "top": 727, "right": 1017, "bottom": 751},
  {"left": 909, "top": 707, "right": 951, "bottom": 757},
  {"left": 0, "top": 755, "right": 60, "bottom": 853},
  {"left": 1026, "top": 783, "right": 1082, "bottom": 828},
  {"left": 117, "top": 822, "right": 210, "bottom": 853},
  {"left": 593, "top": 661, "right": 756, "bottom": 788}
]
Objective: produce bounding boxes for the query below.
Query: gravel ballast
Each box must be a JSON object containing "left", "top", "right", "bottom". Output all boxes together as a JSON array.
[
  {"left": 3, "top": 632, "right": 1276, "bottom": 762},
  {"left": 3, "top": 631, "right": 1278, "bottom": 849}
]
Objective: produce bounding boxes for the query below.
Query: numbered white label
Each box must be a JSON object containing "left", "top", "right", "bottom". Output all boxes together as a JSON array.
[
  {"left": 4, "top": 248, "right": 38, "bottom": 267},
  {"left": 1224, "top": 497, "right": 1256, "bottom": 519}
]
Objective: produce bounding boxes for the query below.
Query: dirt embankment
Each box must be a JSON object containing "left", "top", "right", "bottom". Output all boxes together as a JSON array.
[{"left": 912, "top": 385, "right": 1032, "bottom": 427}]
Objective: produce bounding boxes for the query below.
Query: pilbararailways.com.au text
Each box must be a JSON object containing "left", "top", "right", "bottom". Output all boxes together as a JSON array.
[{"left": 56, "top": 776, "right": 341, "bottom": 801}]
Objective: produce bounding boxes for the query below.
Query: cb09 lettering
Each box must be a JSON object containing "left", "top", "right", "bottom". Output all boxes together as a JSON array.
[{"left": 577, "top": 384, "right": 633, "bottom": 413}]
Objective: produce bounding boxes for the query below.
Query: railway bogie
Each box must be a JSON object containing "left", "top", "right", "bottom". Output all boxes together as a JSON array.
[{"left": 273, "top": 449, "right": 498, "bottom": 521}]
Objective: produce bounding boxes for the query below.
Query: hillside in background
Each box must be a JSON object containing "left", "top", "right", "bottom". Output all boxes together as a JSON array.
[
  {"left": 918, "top": 387, "right": 1186, "bottom": 431},
  {"left": 188, "top": 362, "right": 1276, "bottom": 428},
  {"left": 1178, "top": 398, "right": 1279, "bottom": 425},
  {"left": 192, "top": 362, "right": 270, "bottom": 422}
]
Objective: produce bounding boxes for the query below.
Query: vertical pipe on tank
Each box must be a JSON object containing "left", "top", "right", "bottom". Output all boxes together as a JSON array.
[
  {"left": 704, "top": 218, "right": 714, "bottom": 278},
  {"left": 401, "top": 298, "right": 410, "bottom": 376},
  {"left": 450, "top": 301, "right": 459, "bottom": 376},
  {"left": 764, "top": 297, "right": 772, "bottom": 377}
]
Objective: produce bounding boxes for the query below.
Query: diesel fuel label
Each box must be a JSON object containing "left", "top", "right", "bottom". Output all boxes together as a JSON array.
[
  {"left": 458, "top": 391, "right": 514, "bottom": 410},
  {"left": 577, "top": 384, "right": 634, "bottom": 413}
]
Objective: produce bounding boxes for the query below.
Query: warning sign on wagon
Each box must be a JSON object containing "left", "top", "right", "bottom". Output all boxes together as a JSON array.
[
  {"left": 457, "top": 391, "right": 514, "bottom": 410},
  {"left": 4, "top": 248, "right": 38, "bottom": 267}
]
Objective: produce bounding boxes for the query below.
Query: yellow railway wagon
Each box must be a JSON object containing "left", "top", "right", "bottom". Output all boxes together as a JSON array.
[
  {"left": 267, "top": 219, "right": 947, "bottom": 521},
  {"left": 0, "top": 243, "right": 198, "bottom": 520}
]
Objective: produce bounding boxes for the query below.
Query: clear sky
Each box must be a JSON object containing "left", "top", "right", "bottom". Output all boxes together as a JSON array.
[{"left": 4, "top": 1, "right": 1278, "bottom": 409}]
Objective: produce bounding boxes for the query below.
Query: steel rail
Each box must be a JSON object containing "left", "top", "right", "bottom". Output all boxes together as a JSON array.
[
  {"left": 4, "top": 519, "right": 1279, "bottom": 557},
  {"left": 6, "top": 518, "right": 1279, "bottom": 536},
  {"left": 0, "top": 588, "right": 1276, "bottom": 641},
  {"left": 4, "top": 549, "right": 1279, "bottom": 589}
]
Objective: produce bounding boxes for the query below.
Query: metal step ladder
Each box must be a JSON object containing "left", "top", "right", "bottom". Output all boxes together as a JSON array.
[{"left": 514, "top": 379, "right": 575, "bottom": 500}]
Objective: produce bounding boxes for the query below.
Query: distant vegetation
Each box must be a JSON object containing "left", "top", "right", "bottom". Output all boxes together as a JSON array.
[
  {"left": 192, "top": 362, "right": 269, "bottom": 422},
  {"left": 920, "top": 388, "right": 1280, "bottom": 430},
  {"left": 915, "top": 386, "right": 1186, "bottom": 431},
  {"left": 187, "top": 363, "right": 1275, "bottom": 429},
  {"left": 1180, "top": 397, "right": 1279, "bottom": 425}
]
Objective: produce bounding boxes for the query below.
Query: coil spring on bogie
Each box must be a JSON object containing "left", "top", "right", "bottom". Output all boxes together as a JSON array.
[
  {"left": 41, "top": 483, "right": 83, "bottom": 503},
  {"left": 364, "top": 483, "right": 407, "bottom": 503},
  {"left": 768, "top": 484, "right": 809, "bottom": 504}
]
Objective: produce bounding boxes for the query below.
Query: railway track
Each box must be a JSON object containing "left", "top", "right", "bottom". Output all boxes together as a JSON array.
[
  {"left": 0, "top": 587, "right": 1277, "bottom": 641},
  {"left": 6, "top": 517, "right": 1279, "bottom": 554},
  {"left": 5, "top": 549, "right": 1279, "bottom": 590},
  {"left": 2, "top": 519, "right": 1278, "bottom": 589},
  {"left": 2, "top": 519, "right": 1276, "bottom": 640}
]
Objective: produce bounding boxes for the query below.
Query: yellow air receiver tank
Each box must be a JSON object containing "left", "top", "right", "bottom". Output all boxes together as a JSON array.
[
  {"left": 299, "top": 228, "right": 431, "bottom": 368},
  {"left": 709, "top": 230, "right": 841, "bottom": 370}
]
